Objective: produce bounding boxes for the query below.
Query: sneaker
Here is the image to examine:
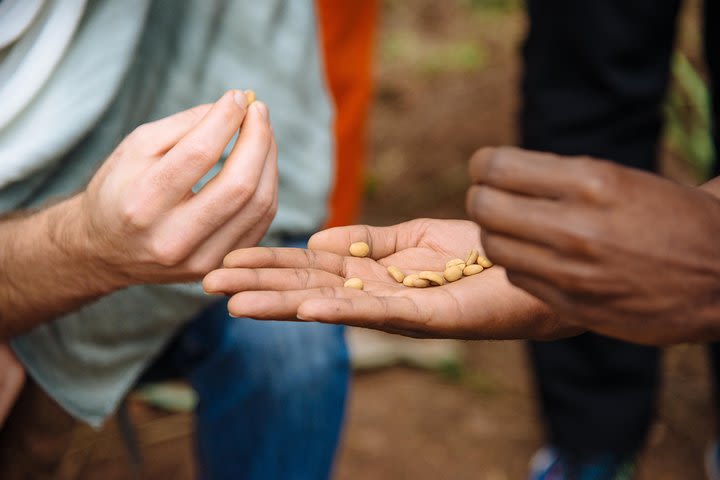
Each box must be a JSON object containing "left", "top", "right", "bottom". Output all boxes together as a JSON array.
[
  {"left": 705, "top": 441, "right": 720, "bottom": 480},
  {"left": 529, "top": 446, "right": 636, "bottom": 480}
]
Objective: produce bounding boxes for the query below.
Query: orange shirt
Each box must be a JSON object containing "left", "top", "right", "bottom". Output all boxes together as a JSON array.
[{"left": 317, "top": 0, "right": 378, "bottom": 227}]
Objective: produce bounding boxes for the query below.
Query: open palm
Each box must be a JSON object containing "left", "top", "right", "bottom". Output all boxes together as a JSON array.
[{"left": 203, "top": 218, "right": 577, "bottom": 340}]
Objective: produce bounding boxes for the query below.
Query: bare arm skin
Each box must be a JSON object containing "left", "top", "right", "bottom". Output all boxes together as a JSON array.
[
  {"left": 0, "top": 90, "right": 278, "bottom": 341},
  {"left": 0, "top": 199, "right": 119, "bottom": 338}
]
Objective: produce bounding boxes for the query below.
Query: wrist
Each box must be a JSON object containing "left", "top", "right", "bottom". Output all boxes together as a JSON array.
[
  {"left": 0, "top": 197, "right": 128, "bottom": 339},
  {"left": 44, "top": 194, "right": 129, "bottom": 294}
]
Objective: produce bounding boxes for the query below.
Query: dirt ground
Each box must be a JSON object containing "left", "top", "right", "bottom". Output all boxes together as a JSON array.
[{"left": 62, "top": 1, "right": 717, "bottom": 479}]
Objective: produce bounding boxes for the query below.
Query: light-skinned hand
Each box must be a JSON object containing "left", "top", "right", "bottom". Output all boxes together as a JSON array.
[{"left": 72, "top": 90, "right": 278, "bottom": 285}]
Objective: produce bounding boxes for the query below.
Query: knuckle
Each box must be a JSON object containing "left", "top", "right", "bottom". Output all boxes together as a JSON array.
[
  {"left": 549, "top": 268, "right": 578, "bottom": 291},
  {"left": 111, "top": 140, "right": 130, "bottom": 160},
  {"left": 182, "top": 140, "right": 216, "bottom": 167},
  {"left": 127, "top": 124, "right": 151, "bottom": 144},
  {"left": 569, "top": 266, "right": 603, "bottom": 292},
  {"left": 149, "top": 237, "right": 188, "bottom": 267},
  {"left": 229, "top": 181, "right": 255, "bottom": 204},
  {"left": 255, "top": 187, "right": 276, "bottom": 210},
  {"left": 576, "top": 157, "right": 617, "bottom": 203},
  {"left": 195, "top": 201, "right": 226, "bottom": 230},
  {"left": 118, "top": 201, "right": 152, "bottom": 231},
  {"left": 559, "top": 225, "right": 601, "bottom": 258}
]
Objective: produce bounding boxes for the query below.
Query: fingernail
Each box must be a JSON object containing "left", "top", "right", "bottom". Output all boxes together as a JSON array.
[
  {"left": 233, "top": 89, "right": 247, "bottom": 107},
  {"left": 253, "top": 101, "right": 269, "bottom": 120}
]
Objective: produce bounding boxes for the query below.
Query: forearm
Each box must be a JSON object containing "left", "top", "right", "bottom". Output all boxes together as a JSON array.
[{"left": 0, "top": 195, "right": 122, "bottom": 340}]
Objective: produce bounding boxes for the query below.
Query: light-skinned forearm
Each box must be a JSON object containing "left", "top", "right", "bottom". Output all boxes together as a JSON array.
[{"left": 0, "top": 195, "right": 123, "bottom": 341}]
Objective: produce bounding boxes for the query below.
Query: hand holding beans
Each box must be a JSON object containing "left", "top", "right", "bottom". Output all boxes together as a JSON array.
[{"left": 204, "top": 219, "right": 580, "bottom": 340}]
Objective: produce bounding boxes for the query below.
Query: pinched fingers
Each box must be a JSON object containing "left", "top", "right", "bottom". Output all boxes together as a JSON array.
[
  {"left": 179, "top": 128, "right": 278, "bottom": 271},
  {"left": 146, "top": 90, "right": 250, "bottom": 208},
  {"left": 148, "top": 102, "right": 274, "bottom": 267},
  {"left": 221, "top": 130, "right": 279, "bottom": 248},
  {"left": 169, "top": 101, "right": 273, "bottom": 231}
]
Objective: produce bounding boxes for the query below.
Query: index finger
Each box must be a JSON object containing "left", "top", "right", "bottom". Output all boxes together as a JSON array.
[
  {"left": 147, "top": 90, "right": 249, "bottom": 206},
  {"left": 468, "top": 147, "right": 601, "bottom": 200}
]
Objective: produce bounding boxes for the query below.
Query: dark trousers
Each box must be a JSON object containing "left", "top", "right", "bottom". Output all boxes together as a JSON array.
[{"left": 522, "top": 0, "right": 720, "bottom": 457}]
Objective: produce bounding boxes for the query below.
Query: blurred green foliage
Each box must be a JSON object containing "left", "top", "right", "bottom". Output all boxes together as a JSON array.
[
  {"left": 664, "top": 52, "right": 715, "bottom": 181},
  {"left": 463, "top": 0, "right": 522, "bottom": 12},
  {"left": 382, "top": 32, "right": 487, "bottom": 75}
]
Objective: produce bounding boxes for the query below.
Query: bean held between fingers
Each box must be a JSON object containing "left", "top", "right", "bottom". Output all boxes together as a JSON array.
[
  {"left": 349, "top": 241, "right": 370, "bottom": 258},
  {"left": 244, "top": 90, "right": 256, "bottom": 105},
  {"left": 344, "top": 277, "right": 364, "bottom": 290}
]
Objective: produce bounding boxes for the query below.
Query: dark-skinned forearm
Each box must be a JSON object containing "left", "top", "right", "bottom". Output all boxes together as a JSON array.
[{"left": 0, "top": 196, "right": 122, "bottom": 341}]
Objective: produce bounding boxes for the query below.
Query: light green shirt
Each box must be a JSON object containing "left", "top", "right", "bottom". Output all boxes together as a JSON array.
[{"left": 5, "top": 0, "right": 334, "bottom": 426}]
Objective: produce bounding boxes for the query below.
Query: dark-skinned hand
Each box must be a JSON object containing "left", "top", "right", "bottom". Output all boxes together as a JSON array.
[
  {"left": 204, "top": 219, "right": 578, "bottom": 340},
  {"left": 466, "top": 147, "right": 720, "bottom": 345}
]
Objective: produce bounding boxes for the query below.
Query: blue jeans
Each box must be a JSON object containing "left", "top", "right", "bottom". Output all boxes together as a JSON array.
[{"left": 142, "top": 285, "right": 349, "bottom": 479}]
